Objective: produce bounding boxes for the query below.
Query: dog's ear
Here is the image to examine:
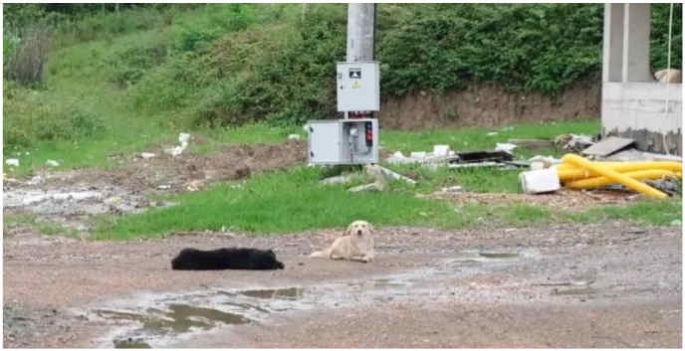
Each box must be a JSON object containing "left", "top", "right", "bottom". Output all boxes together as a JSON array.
[{"left": 267, "top": 249, "right": 275, "bottom": 257}]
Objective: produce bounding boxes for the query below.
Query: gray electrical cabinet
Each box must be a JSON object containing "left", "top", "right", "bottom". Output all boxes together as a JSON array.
[
  {"left": 308, "top": 119, "right": 379, "bottom": 165},
  {"left": 336, "top": 62, "right": 380, "bottom": 112}
]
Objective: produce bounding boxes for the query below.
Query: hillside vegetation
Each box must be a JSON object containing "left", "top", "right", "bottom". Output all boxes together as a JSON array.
[{"left": 3, "top": 3, "right": 682, "bottom": 154}]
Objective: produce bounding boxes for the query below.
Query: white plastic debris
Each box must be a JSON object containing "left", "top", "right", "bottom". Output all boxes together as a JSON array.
[
  {"left": 410, "top": 152, "right": 427, "bottom": 159},
  {"left": 486, "top": 132, "right": 499, "bottom": 137},
  {"left": 528, "top": 155, "right": 562, "bottom": 168},
  {"left": 441, "top": 185, "right": 463, "bottom": 193},
  {"left": 178, "top": 133, "right": 191, "bottom": 144},
  {"left": 519, "top": 168, "right": 561, "bottom": 194},
  {"left": 165, "top": 146, "right": 185, "bottom": 157},
  {"left": 141, "top": 152, "right": 156, "bottom": 160},
  {"left": 5, "top": 158, "right": 19, "bottom": 167},
  {"left": 433, "top": 145, "right": 450, "bottom": 157},
  {"left": 45, "top": 160, "right": 60, "bottom": 167},
  {"left": 288, "top": 134, "right": 301, "bottom": 140},
  {"left": 495, "top": 143, "right": 517, "bottom": 154}
]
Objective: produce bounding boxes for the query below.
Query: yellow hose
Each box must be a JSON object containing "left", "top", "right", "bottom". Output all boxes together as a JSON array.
[
  {"left": 561, "top": 154, "right": 668, "bottom": 199},
  {"left": 557, "top": 162, "right": 683, "bottom": 181},
  {"left": 565, "top": 169, "right": 679, "bottom": 189}
]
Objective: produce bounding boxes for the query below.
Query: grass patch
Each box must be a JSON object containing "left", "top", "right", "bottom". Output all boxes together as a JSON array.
[
  {"left": 93, "top": 166, "right": 505, "bottom": 240},
  {"left": 565, "top": 198, "right": 682, "bottom": 226},
  {"left": 3, "top": 213, "right": 80, "bottom": 237}
]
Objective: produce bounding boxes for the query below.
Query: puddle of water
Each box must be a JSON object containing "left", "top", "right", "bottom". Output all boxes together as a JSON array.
[
  {"left": 113, "top": 338, "right": 151, "bottom": 349},
  {"left": 479, "top": 251, "right": 519, "bottom": 259},
  {"left": 96, "top": 304, "right": 249, "bottom": 336},
  {"left": 374, "top": 278, "right": 408, "bottom": 288},
  {"left": 551, "top": 287, "right": 598, "bottom": 296},
  {"left": 240, "top": 287, "right": 302, "bottom": 300}
]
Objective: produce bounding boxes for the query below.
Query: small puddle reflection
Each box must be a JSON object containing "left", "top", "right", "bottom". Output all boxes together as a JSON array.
[
  {"left": 240, "top": 287, "right": 303, "bottom": 300},
  {"left": 551, "top": 287, "right": 598, "bottom": 296},
  {"left": 113, "top": 338, "right": 152, "bottom": 349},
  {"left": 479, "top": 251, "right": 519, "bottom": 259}
]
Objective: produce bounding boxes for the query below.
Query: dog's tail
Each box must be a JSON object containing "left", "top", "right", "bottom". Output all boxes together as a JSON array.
[{"left": 310, "top": 249, "right": 330, "bottom": 259}]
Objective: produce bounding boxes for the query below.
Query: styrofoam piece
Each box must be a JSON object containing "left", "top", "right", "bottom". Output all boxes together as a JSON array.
[
  {"left": 433, "top": 145, "right": 450, "bottom": 157},
  {"left": 519, "top": 168, "right": 561, "bottom": 194}
]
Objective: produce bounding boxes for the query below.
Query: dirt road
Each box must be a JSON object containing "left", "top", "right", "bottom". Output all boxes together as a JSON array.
[{"left": 3, "top": 221, "right": 681, "bottom": 348}]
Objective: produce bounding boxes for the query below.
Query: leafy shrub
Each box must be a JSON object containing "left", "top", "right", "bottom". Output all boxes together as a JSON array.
[
  {"left": 3, "top": 82, "right": 105, "bottom": 147},
  {"left": 651, "top": 3, "right": 683, "bottom": 71}
]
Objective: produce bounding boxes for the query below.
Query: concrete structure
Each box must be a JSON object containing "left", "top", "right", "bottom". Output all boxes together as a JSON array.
[
  {"left": 346, "top": 4, "right": 376, "bottom": 62},
  {"left": 601, "top": 4, "right": 682, "bottom": 155}
]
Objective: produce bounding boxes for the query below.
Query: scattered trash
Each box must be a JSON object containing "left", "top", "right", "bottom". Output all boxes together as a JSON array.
[
  {"left": 519, "top": 168, "right": 561, "bottom": 194},
  {"left": 448, "top": 161, "right": 503, "bottom": 169},
  {"left": 287, "top": 134, "right": 301, "bottom": 141},
  {"left": 5, "top": 158, "right": 19, "bottom": 167},
  {"left": 507, "top": 139, "right": 553, "bottom": 150},
  {"left": 441, "top": 186, "right": 463, "bottom": 193},
  {"left": 321, "top": 175, "right": 353, "bottom": 185},
  {"left": 495, "top": 143, "right": 517, "bottom": 154},
  {"left": 45, "top": 160, "right": 60, "bottom": 167},
  {"left": 165, "top": 133, "right": 192, "bottom": 157},
  {"left": 26, "top": 176, "right": 42, "bottom": 185},
  {"left": 554, "top": 134, "right": 594, "bottom": 152},
  {"left": 349, "top": 182, "right": 384, "bottom": 193},
  {"left": 374, "top": 165, "right": 417, "bottom": 185},
  {"left": 410, "top": 151, "right": 428, "bottom": 159},
  {"left": 451, "top": 150, "right": 513, "bottom": 164},
  {"left": 178, "top": 133, "right": 191, "bottom": 144},
  {"left": 581, "top": 136, "right": 635, "bottom": 158},
  {"left": 140, "top": 153, "right": 156, "bottom": 160},
  {"left": 186, "top": 180, "right": 204, "bottom": 192},
  {"left": 157, "top": 184, "right": 171, "bottom": 190},
  {"left": 486, "top": 132, "right": 499, "bottom": 137},
  {"left": 433, "top": 145, "right": 450, "bottom": 157},
  {"left": 528, "top": 155, "right": 562, "bottom": 169}
]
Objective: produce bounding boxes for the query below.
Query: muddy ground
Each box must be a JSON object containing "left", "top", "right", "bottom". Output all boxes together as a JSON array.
[
  {"left": 3, "top": 221, "right": 681, "bottom": 348},
  {"left": 3, "top": 140, "right": 683, "bottom": 348}
]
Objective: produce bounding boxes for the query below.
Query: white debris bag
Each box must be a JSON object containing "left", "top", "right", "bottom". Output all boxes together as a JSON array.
[
  {"left": 519, "top": 168, "right": 560, "bottom": 194},
  {"left": 495, "top": 143, "right": 517, "bottom": 154},
  {"left": 5, "top": 158, "right": 19, "bottom": 167}
]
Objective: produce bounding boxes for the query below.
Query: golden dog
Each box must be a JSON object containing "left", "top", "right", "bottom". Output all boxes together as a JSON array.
[{"left": 310, "top": 220, "right": 375, "bottom": 263}]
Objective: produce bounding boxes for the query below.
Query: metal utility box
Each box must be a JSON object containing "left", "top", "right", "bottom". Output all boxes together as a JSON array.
[
  {"left": 308, "top": 118, "right": 379, "bottom": 165},
  {"left": 336, "top": 62, "right": 380, "bottom": 112}
]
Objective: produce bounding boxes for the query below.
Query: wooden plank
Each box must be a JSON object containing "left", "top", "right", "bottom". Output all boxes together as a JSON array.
[{"left": 581, "top": 136, "right": 635, "bottom": 157}]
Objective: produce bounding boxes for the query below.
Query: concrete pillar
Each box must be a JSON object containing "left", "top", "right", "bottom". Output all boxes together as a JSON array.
[
  {"left": 621, "top": 4, "right": 652, "bottom": 82},
  {"left": 602, "top": 4, "right": 624, "bottom": 82},
  {"left": 346, "top": 4, "right": 375, "bottom": 62}
]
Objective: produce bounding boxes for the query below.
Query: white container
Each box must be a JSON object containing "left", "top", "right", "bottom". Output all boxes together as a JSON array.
[{"left": 519, "top": 168, "right": 561, "bottom": 194}]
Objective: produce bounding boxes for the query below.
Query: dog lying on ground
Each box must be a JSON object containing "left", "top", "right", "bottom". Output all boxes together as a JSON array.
[
  {"left": 171, "top": 247, "right": 284, "bottom": 270},
  {"left": 310, "top": 220, "right": 375, "bottom": 263}
]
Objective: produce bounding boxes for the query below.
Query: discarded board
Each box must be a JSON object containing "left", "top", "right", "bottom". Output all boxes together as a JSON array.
[
  {"left": 449, "top": 151, "right": 514, "bottom": 164},
  {"left": 582, "top": 136, "right": 635, "bottom": 157}
]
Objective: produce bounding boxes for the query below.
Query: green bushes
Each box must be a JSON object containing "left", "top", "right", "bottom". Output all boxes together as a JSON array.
[
  {"left": 3, "top": 82, "right": 105, "bottom": 147},
  {"left": 3, "top": 3, "right": 683, "bottom": 149}
]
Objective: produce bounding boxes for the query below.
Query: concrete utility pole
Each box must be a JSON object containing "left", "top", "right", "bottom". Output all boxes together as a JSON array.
[{"left": 346, "top": 4, "right": 376, "bottom": 62}]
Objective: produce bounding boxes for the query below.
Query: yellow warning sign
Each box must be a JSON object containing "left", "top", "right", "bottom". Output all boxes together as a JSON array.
[{"left": 352, "top": 81, "right": 362, "bottom": 89}]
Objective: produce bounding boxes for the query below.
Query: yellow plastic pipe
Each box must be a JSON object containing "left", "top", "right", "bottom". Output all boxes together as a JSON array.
[
  {"left": 556, "top": 161, "right": 682, "bottom": 171},
  {"left": 557, "top": 162, "right": 683, "bottom": 181},
  {"left": 565, "top": 169, "right": 679, "bottom": 189},
  {"left": 561, "top": 154, "right": 668, "bottom": 199}
]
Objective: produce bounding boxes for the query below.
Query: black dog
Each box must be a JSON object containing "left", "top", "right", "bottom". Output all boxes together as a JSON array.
[{"left": 171, "top": 247, "right": 284, "bottom": 270}]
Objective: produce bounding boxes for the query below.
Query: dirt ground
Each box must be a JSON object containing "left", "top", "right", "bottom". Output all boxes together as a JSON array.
[
  {"left": 3, "top": 221, "right": 681, "bottom": 348},
  {"left": 3, "top": 140, "right": 682, "bottom": 348}
]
